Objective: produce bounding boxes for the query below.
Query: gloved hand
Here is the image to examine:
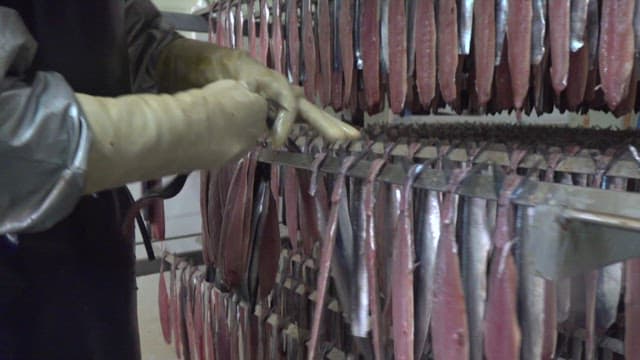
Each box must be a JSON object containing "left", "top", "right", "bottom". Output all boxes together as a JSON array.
[
  {"left": 77, "top": 80, "right": 269, "bottom": 194},
  {"left": 155, "top": 38, "right": 360, "bottom": 147}
]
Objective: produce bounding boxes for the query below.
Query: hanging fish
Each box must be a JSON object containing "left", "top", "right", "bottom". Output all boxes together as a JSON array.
[
  {"left": 331, "top": 0, "right": 344, "bottom": 111},
  {"left": 414, "top": 188, "right": 441, "bottom": 358},
  {"left": 301, "top": 0, "right": 317, "bottom": 101},
  {"left": 459, "top": 0, "right": 475, "bottom": 55},
  {"left": 461, "top": 197, "right": 492, "bottom": 360},
  {"left": 599, "top": 0, "right": 635, "bottom": 110},
  {"left": 307, "top": 156, "right": 356, "bottom": 359},
  {"left": 507, "top": 0, "right": 532, "bottom": 111},
  {"left": 158, "top": 254, "right": 172, "bottom": 344},
  {"left": 474, "top": 0, "right": 496, "bottom": 107},
  {"left": 362, "top": 0, "right": 382, "bottom": 112},
  {"left": 517, "top": 206, "right": 546, "bottom": 360},
  {"left": 495, "top": 0, "right": 509, "bottom": 65},
  {"left": 271, "top": 0, "right": 284, "bottom": 74},
  {"left": 318, "top": 0, "right": 332, "bottom": 106},
  {"left": 570, "top": 0, "right": 589, "bottom": 52},
  {"left": 259, "top": 0, "right": 270, "bottom": 65},
  {"left": 438, "top": 0, "right": 460, "bottom": 103},
  {"left": 286, "top": 0, "right": 300, "bottom": 83},
  {"left": 391, "top": 164, "right": 424, "bottom": 360},
  {"left": 388, "top": 0, "right": 408, "bottom": 112},
  {"left": 484, "top": 175, "right": 522, "bottom": 360},
  {"left": 531, "top": 0, "right": 547, "bottom": 65},
  {"left": 340, "top": 0, "right": 355, "bottom": 108},
  {"left": 549, "top": 0, "right": 571, "bottom": 95},
  {"left": 431, "top": 175, "right": 469, "bottom": 360},
  {"left": 415, "top": 0, "right": 437, "bottom": 109},
  {"left": 249, "top": 0, "right": 257, "bottom": 58}
]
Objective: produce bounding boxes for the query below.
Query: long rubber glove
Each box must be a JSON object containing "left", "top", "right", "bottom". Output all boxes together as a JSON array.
[
  {"left": 156, "top": 38, "right": 360, "bottom": 147},
  {"left": 78, "top": 80, "right": 268, "bottom": 194}
]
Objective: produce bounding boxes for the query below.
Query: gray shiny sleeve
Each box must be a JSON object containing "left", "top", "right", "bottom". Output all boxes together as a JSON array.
[
  {"left": 0, "top": 7, "right": 91, "bottom": 235},
  {"left": 125, "top": 0, "right": 182, "bottom": 93}
]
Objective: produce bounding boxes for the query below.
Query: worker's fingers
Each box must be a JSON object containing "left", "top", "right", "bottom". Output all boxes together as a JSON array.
[
  {"left": 298, "top": 98, "right": 361, "bottom": 141},
  {"left": 249, "top": 72, "right": 299, "bottom": 147}
]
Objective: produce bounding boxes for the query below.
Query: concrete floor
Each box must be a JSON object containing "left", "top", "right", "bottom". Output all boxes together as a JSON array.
[{"left": 137, "top": 274, "right": 178, "bottom": 360}]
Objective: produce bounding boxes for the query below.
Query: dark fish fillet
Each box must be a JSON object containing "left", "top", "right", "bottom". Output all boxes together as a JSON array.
[
  {"left": 194, "top": 277, "right": 205, "bottom": 360},
  {"left": 415, "top": 0, "right": 437, "bottom": 108},
  {"left": 200, "top": 172, "right": 211, "bottom": 265},
  {"left": 271, "top": 0, "right": 284, "bottom": 74},
  {"left": 549, "top": 0, "right": 571, "bottom": 95},
  {"left": 437, "top": 0, "right": 459, "bottom": 103},
  {"left": 473, "top": 0, "right": 496, "bottom": 106},
  {"left": 506, "top": 0, "right": 532, "bottom": 110},
  {"left": 493, "top": 40, "right": 514, "bottom": 112},
  {"left": 216, "top": 2, "right": 226, "bottom": 47},
  {"left": 258, "top": 192, "right": 282, "bottom": 301},
  {"left": 625, "top": 259, "right": 640, "bottom": 358},
  {"left": 318, "top": 0, "right": 332, "bottom": 106},
  {"left": 249, "top": 0, "right": 257, "bottom": 59},
  {"left": 284, "top": 167, "right": 299, "bottom": 251},
  {"left": 363, "top": 157, "right": 390, "bottom": 360},
  {"left": 259, "top": 0, "right": 270, "bottom": 65},
  {"left": 307, "top": 156, "right": 356, "bottom": 359},
  {"left": 340, "top": 0, "right": 355, "bottom": 107},
  {"left": 362, "top": 0, "right": 382, "bottom": 112},
  {"left": 236, "top": 1, "right": 244, "bottom": 50},
  {"left": 431, "top": 191, "right": 469, "bottom": 360},
  {"left": 296, "top": 170, "right": 321, "bottom": 257},
  {"left": 331, "top": 0, "right": 344, "bottom": 112},
  {"left": 388, "top": 0, "right": 408, "bottom": 112},
  {"left": 286, "top": 0, "right": 300, "bottom": 83},
  {"left": 302, "top": 0, "right": 317, "bottom": 100},
  {"left": 599, "top": 0, "right": 635, "bottom": 110},
  {"left": 566, "top": 43, "right": 590, "bottom": 110}
]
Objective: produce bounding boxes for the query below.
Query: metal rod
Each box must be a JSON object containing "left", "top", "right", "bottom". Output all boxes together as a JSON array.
[
  {"left": 296, "top": 136, "right": 640, "bottom": 179},
  {"left": 258, "top": 149, "right": 640, "bottom": 223}
]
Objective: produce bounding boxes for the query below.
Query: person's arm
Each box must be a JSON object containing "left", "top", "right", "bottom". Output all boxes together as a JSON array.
[
  {"left": 0, "top": 7, "right": 91, "bottom": 234},
  {"left": 123, "top": 0, "right": 360, "bottom": 147},
  {"left": 124, "top": 0, "right": 182, "bottom": 93}
]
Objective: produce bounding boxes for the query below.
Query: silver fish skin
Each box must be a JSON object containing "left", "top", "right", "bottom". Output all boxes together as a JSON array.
[
  {"left": 586, "top": 0, "right": 599, "bottom": 67},
  {"left": 414, "top": 190, "right": 441, "bottom": 358},
  {"left": 380, "top": 0, "right": 390, "bottom": 78},
  {"left": 556, "top": 173, "right": 575, "bottom": 325},
  {"left": 495, "top": 0, "right": 509, "bottom": 65},
  {"left": 352, "top": 179, "right": 370, "bottom": 337},
  {"left": 332, "top": 184, "right": 354, "bottom": 323},
  {"left": 595, "top": 177, "right": 626, "bottom": 332},
  {"left": 407, "top": 0, "right": 418, "bottom": 74},
  {"left": 461, "top": 197, "right": 492, "bottom": 360},
  {"left": 531, "top": 0, "right": 547, "bottom": 64},
  {"left": 518, "top": 206, "right": 546, "bottom": 360},
  {"left": 570, "top": 0, "right": 589, "bottom": 52},
  {"left": 354, "top": 0, "right": 364, "bottom": 69},
  {"left": 459, "top": 0, "right": 475, "bottom": 54},
  {"left": 595, "top": 263, "right": 623, "bottom": 331}
]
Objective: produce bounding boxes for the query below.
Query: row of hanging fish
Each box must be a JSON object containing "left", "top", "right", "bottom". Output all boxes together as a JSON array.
[
  {"left": 207, "top": 0, "right": 640, "bottom": 118},
  {"left": 156, "top": 123, "right": 640, "bottom": 359}
]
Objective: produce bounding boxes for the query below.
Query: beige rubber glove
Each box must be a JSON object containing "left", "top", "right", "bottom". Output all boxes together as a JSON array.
[
  {"left": 77, "top": 80, "right": 268, "bottom": 194},
  {"left": 156, "top": 38, "right": 360, "bottom": 147}
]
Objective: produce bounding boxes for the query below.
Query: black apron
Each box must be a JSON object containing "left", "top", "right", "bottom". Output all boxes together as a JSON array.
[{"left": 0, "top": 1, "right": 141, "bottom": 359}]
